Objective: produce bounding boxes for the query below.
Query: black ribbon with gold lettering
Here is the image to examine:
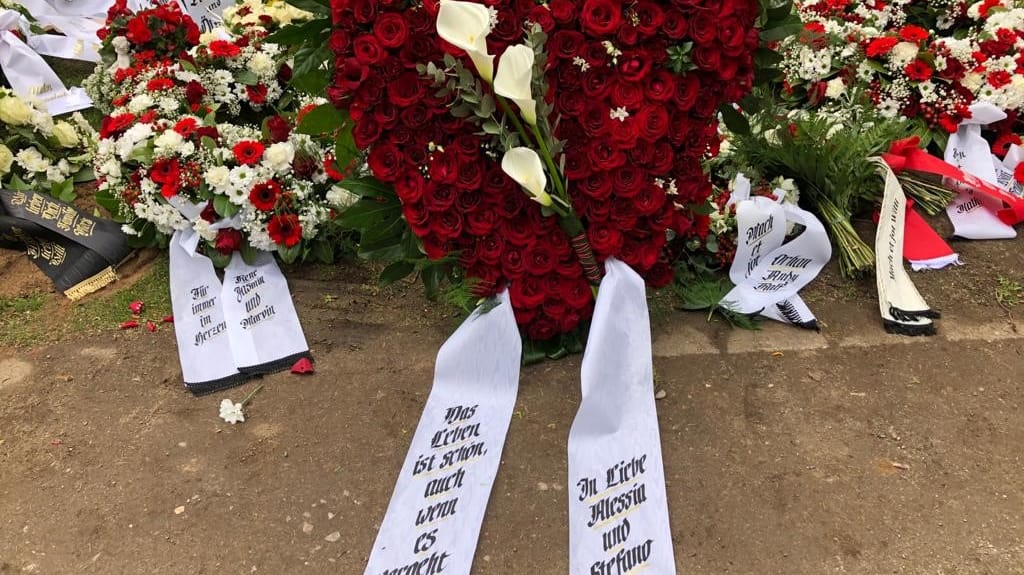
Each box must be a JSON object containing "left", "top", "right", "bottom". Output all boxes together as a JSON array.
[{"left": 0, "top": 189, "right": 131, "bottom": 299}]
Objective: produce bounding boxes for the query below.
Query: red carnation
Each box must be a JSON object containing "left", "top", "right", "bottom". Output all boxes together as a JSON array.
[
  {"left": 268, "top": 214, "right": 302, "bottom": 247},
  {"left": 899, "top": 25, "right": 929, "bottom": 44},
  {"left": 232, "top": 141, "right": 265, "bottom": 165},
  {"left": 208, "top": 40, "right": 241, "bottom": 58},
  {"left": 125, "top": 16, "right": 152, "bottom": 44},
  {"left": 249, "top": 180, "right": 283, "bottom": 212},
  {"left": 865, "top": 36, "right": 899, "bottom": 58},
  {"left": 99, "top": 113, "right": 136, "bottom": 139},
  {"left": 146, "top": 77, "right": 175, "bottom": 91}
]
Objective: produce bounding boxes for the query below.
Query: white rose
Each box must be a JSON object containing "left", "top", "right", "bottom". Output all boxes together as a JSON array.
[
  {"left": 0, "top": 95, "right": 33, "bottom": 126},
  {"left": 0, "top": 143, "right": 13, "bottom": 174},
  {"left": 262, "top": 142, "right": 295, "bottom": 174},
  {"left": 825, "top": 78, "right": 846, "bottom": 99},
  {"left": 53, "top": 121, "right": 80, "bottom": 147}
]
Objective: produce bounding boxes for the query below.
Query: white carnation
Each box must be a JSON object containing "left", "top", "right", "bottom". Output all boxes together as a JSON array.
[{"left": 262, "top": 142, "right": 295, "bottom": 174}]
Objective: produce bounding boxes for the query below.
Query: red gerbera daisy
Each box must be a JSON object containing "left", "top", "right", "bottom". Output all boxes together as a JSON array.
[
  {"left": 246, "top": 84, "right": 268, "bottom": 105},
  {"left": 268, "top": 214, "right": 302, "bottom": 247},
  {"left": 146, "top": 77, "right": 175, "bottom": 91},
  {"left": 232, "top": 140, "right": 265, "bottom": 166},
  {"left": 249, "top": 180, "right": 283, "bottom": 211},
  {"left": 904, "top": 59, "right": 933, "bottom": 82},
  {"left": 150, "top": 158, "right": 180, "bottom": 198},
  {"left": 865, "top": 37, "right": 899, "bottom": 58},
  {"left": 99, "top": 112, "right": 136, "bottom": 139},
  {"left": 173, "top": 117, "right": 198, "bottom": 137}
]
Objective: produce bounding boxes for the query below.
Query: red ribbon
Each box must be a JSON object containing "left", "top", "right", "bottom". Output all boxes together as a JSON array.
[{"left": 882, "top": 137, "right": 1024, "bottom": 226}]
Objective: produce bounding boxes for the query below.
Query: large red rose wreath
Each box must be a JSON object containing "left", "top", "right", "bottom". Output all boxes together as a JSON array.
[{"left": 328, "top": 0, "right": 759, "bottom": 341}]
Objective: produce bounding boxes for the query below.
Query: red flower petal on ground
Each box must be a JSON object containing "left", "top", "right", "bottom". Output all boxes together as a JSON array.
[
  {"left": 128, "top": 300, "right": 144, "bottom": 315},
  {"left": 232, "top": 141, "right": 265, "bottom": 166},
  {"left": 146, "top": 321, "right": 157, "bottom": 332},
  {"left": 119, "top": 320, "right": 139, "bottom": 329},
  {"left": 162, "top": 315, "right": 175, "bottom": 323},
  {"left": 290, "top": 357, "right": 314, "bottom": 375}
]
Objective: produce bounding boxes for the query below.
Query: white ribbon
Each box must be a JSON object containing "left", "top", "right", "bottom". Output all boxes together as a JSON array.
[
  {"left": 364, "top": 291, "right": 521, "bottom": 575},
  {"left": 221, "top": 250, "right": 311, "bottom": 374},
  {"left": 20, "top": 0, "right": 103, "bottom": 62},
  {"left": 944, "top": 102, "right": 1016, "bottom": 239},
  {"left": 0, "top": 10, "right": 91, "bottom": 115},
  {"left": 169, "top": 228, "right": 246, "bottom": 393},
  {"left": 720, "top": 177, "right": 830, "bottom": 329},
  {"left": 992, "top": 144, "right": 1024, "bottom": 198},
  {"left": 874, "top": 158, "right": 939, "bottom": 336},
  {"left": 568, "top": 258, "right": 676, "bottom": 574}
]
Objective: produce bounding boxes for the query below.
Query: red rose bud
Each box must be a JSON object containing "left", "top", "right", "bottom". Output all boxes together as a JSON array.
[
  {"left": 119, "top": 320, "right": 140, "bottom": 329},
  {"left": 128, "top": 300, "right": 144, "bottom": 315},
  {"left": 214, "top": 228, "right": 244, "bottom": 255},
  {"left": 291, "top": 357, "right": 314, "bottom": 375},
  {"left": 162, "top": 315, "right": 175, "bottom": 323},
  {"left": 146, "top": 321, "right": 157, "bottom": 332},
  {"left": 266, "top": 115, "right": 292, "bottom": 143},
  {"left": 277, "top": 63, "right": 293, "bottom": 83},
  {"left": 200, "top": 201, "right": 218, "bottom": 223}
]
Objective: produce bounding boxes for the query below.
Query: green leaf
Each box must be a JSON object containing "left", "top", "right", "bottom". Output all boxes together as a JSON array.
[
  {"left": 240, "top": 243, "right": 260, "bottom": 266},
  {"left": 337, "top": 197, "right": 400, "bottom": 229},
  {"left": 277, "top": 242, "right": 303, "bottom": 264},
  {"left": 208, "top": 248, "right": 232, "bottom": 268},
  {"left": 719, "top": 104, "right": 751, "bottom": 136},
  {"left": 297, "top": 104, "right": 347, "bottom": 135},
  {"left": 212, "top": 196, "right": 239, "bottom": 218},
  {"left": 311, "top": 239, "right": 334, "bottom": 263},
  {"left": 759, "top": 21, "right": 804, "bottom": 43},
  {"left": 766, "top": 0, "right": 793, "bottom": 25},
  {"left": 379, "top": 260, "right": 415, "bottom": 286},
  {"left": 234, "top": 70, "right": 259, "bottom": 86},
  {"left": 340, "top": 176, "right": 392, "bottom": 199},
  {"left": 129, "top": 145, "right": 153, "bottom": 164},
  {"left": 72, "top": 166, "right": 96, "bottom": 183},
  {"left": 6, "top": 173, "right": 29, "bottom": 191},
  {"left": 420, "top": 264, "right": 445, "bottom": 299},
  {"left": 283, "top": 0, "right": 329, "bottom": 15},
  {"left": 264, "top": 17, "right": 330, "bottom": 45},
  {"left": 290, "top": 71, "right": 330, "bottom": 95},
  {"left": 95, "top": 189, "right": 123, "bottom": 219}
]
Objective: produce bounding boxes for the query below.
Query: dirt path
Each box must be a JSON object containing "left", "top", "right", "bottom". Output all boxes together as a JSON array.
[{"left": 3, "top": 229, "right": 1024, "bottom": 574}]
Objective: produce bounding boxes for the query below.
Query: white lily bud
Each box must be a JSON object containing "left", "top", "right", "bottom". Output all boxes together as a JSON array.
[{"left": 501, "top": 147, "right": 552, "bottom": 207}]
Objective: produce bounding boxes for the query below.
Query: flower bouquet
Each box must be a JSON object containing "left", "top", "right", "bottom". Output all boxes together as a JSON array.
[
  {"left": 0, "top": 88, "right": 96, "bottom": 201},
  {"left": 777, "top": 0, "right": 1024, "bottom": 148},
  {"left": 88, "top": 1, "right": 356, "bottom": 264},
  {"left": 328, "top": 0, "right": 760, "bottom": 347}
]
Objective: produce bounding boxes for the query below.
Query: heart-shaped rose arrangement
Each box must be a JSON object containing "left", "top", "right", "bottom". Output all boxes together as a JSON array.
[{"left": 328, "top": 0, "right": 759, "bottom": 341}]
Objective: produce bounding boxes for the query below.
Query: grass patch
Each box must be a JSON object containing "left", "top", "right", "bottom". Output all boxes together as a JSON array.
[
  {"left": 996, "top": 276, "right": 1023, "bottom": 309},
  {"left": 0, "top": 293, "right": 51, "bottom": 346},
  {"left": 72, "top": 257, "right": 171, "bottom": 335}
]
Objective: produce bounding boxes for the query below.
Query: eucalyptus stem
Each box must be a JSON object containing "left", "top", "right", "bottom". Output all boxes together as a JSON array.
[{"left": 495, "top": 95, "right": 534, "bottom": 154}]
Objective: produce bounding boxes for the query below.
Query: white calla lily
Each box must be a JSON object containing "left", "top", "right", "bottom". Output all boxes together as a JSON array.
[
  {"left": 436, "top": 0, "right": 495, "bottom": 82},
  {"left": 494, "top": 44, "right": 537, "bottom": 125},
  {"left": 501, "top": 147, "right": 552, "bottom": 207}
]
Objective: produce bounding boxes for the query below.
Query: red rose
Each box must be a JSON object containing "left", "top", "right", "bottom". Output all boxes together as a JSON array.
[
  {"left": 636, "top": 106, "right": 669, "bottom": 142},
  {"left": 689, "top": 14, "right": 718, "bottom": 46},
  {"left": 525, "top": 314, "right": 559, "bottom": 341},
  {"left": 478, "top": 233, "right": 505, "bottom": 265},
  {"left": 214, "top": 228, "right": 243, "bottom": 255},
  {"left": 431, "top": 211, "right": 464, "bottom": 240},
  {"left": 387, "top": 72, "right": 424, "bottom": 107},
  {"left": 249, "top": 180, "right": 283, "bottom": 211},
  {"left": 692, "top": 46, "right": 722, "bottom": 71},
  {"left": 232, "top": 141, "right": 265, "bottom": 166},
  {"left": 394, "top": 171, "right": 426, "bottom": 203},
  {"left": 329, "top": 29, "right": 351, "bottom": 54},
  {"left": 644, "top": 262, "right": 674, "bottom": 288},
  {"left": 618, "top": 50, "right": 653, "bottom": 82},
  {"left": 633, "top": 1, "right": 664, "bottom": 36},
  {"left": 125, "top": 16, "right": 152, "bottom": 44},
  {"left": 524, "top": 243, "right": 557, "bottom": 275},
  {"left": 588, "top": 223, "right": 624, "bottom": 254},
  {"left": 466, "top": 209, "right": 498, "bottom": 236},
  {"left": 373, "top": 13, "right": 408, "bottom": 48},
  {"left": 580, "top": 0, "right": 622, "bottom": 36},
  {"left": 588, "top": 140, "right": 627, "bottom": 171},
  {"left": 350, "top": 0, "right": 377, "bottom": 24},
  {"left": 354, "top": 34, "right": 385, "bottom": 65},
  {"left": 266, "top": 115, "right": 292, "bottom": 143},
  {"left": 268, "top": 214, "right": 302, "bottom": 247},
  {"left": 549, "top": 0, "right": 576, "bottom": 24},
  {"left": 663, "top": 9, "right": 688, "bottom": 40},
  {"left": 579, "top": 172, "right": 613, "bottom": 200},
  {"left": 502, "top": 247, "right": 527, "bottom": 278},
  {"left": 200, "top": 201, "right": 218, "bottom": 223},
  {"left": 246, "top": 84, "right": 268, "bottom": 105},
  {"left": 510, "top": 275, "right": 547, "bottom": 309},
  {"left": 368, "top": 143, "right": 404, "bottom": 182}
]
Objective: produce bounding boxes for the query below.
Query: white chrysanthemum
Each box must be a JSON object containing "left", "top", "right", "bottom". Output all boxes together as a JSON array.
[
  {"left": 127, "top": 94, "right": 155, "bottom": 114},
  {"left": 247, "top": 52, "right": 274, "bottom": 76},
  {"left": 205, "top": 165, "right": 231, "bottom": 192},
  {"left": 29, "top": 110, "right": 54, "bottom": 136},
  {"left": 227, "top": 165, "right": 257, "bottom": 205},
  {"left": 15, "top": 147, "right": 49, "bottom": 172},
  {"left": 878, "top": 99, "right": 900, "bottom": 119},
  {"left": 889, "top": 41, "right": 919, "bottom": 67},
  {"left": 153, "top": 130, "right": 185, "bottom": 157}
]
